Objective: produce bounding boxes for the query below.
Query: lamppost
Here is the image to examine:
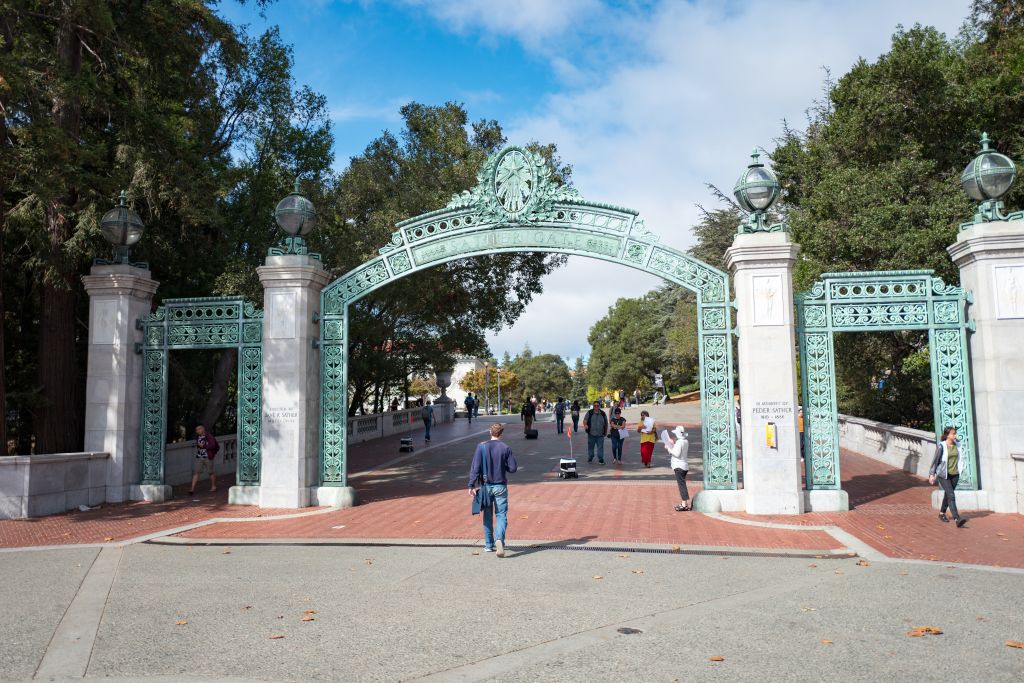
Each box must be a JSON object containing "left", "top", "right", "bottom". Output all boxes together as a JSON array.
[
  {"left": 97, "top": 190, "right": 146, "bottom": 267},
  {"left": 270, "top": 179, "right": 320, "bottom": 258},
  {"left": 733, "top": 150, "right": 783, "bottom": 234},
  {"left": 484, "top": 360, "right": 490, "bottom": 416},
  {"left": 496, "top": 364, "right": 502, "bottom": 416},
  {"left": 960, "top": 132, "right": 1018, "bottom": 228}
]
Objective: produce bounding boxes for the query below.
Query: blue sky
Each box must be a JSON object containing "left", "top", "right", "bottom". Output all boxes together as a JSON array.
[{"left": 219, "top": 0, "right": 968, "bottom": 363}]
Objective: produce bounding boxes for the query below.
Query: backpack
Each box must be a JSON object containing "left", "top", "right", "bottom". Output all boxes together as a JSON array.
[{"left": 554, "top": 401, "right": 565, "bottom": 417}]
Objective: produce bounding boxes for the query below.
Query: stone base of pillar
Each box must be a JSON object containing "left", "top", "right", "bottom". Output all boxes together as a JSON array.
[
  {"left": 259, "top": 486, "right": 310, "bottom": 509},
  {"left": 311, "top": 486, "right": 358, "bottom": 508},
  {"left": 692, "top": 490, "right": 745, "bottom": 513},
  {"left": 804, "top": 489, "right": 849, "bottom": 512},
  {"left": 228, "top": 485, "right": 261, "bottom": 506},
  {"left": 746, "top": 484, "right": 806, "bottom": 515},
  {"left": 930, "top": 489, "right": 993, "bottom": 512},
  {"left": 104, "top": 485, "right": 131, "bottom": 504},
  {"left": 129, "top": 484, "right": 172, "bottom": 503}
]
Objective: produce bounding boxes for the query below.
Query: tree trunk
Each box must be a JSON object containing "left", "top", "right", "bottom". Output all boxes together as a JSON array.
[
  {"left": 35, "top": 14, "right": 84, "bottom": 454},
  {"left": 199, "top": 349, "right": 237, "bottom": 432}
]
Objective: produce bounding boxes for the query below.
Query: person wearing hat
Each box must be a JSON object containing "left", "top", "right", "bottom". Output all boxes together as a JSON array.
[{"left": 664, "top": 426, "right": 690, "bottom": 511}]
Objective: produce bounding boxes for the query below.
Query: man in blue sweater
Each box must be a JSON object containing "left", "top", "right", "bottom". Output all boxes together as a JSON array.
[{"left": 468, "top": 423, "right": 519, "bottom": 557}]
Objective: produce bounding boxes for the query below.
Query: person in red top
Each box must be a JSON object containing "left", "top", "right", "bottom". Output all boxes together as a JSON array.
[{"left": 189, "top": 424, "right": 219, "bottom": 495}]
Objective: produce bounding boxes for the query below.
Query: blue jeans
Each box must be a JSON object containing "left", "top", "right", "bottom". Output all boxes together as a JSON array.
[
  {"left": 482, "top": 484, "right": 508, "bottom": 548},
  {"left": 423, "top": 418, "right": 432, "bottom": 440},
  {"left": 556, "top": 416, "right": 564, "bottom": 433},
  {"left": 610, "top": 437, "right": 623, "bottom": 461},
  {"left": 587, "top": 434, "right": 605, "bottom": 463}
]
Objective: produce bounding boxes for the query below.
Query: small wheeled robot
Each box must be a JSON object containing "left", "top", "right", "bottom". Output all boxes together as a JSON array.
[
  {"left": 399, "top": 437, "right": 414, "bottom": 453},
  {"left": 558, "top": 457, "right": 578, "bottom": 479}
]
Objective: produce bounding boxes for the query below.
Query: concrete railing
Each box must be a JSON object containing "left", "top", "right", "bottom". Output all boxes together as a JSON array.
[
  {"left": 0, "top": 451, "right": 110, "bottom": 519},
  {"left": 165, "top": 434, "right": 238, "bottom": 487},
  {"left": 347, "top": 402, "right": 455, "bottom": 444},
  {"left": 837, "top": 414, "right": 936, "bottom": 478}
]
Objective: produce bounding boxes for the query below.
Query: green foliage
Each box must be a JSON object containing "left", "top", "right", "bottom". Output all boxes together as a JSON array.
[
  {"left": 570, "top": 355, "right": 588, "bottom": 401},
  {"left": 506, "top": 350, "right": 571, "bottom": 401},
  {"left": 459, "top": 367, "right": 519, "bottom": 400}
]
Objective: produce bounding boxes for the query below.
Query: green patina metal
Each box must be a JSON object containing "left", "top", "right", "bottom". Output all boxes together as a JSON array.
[
  {"left": 796, "top": 270, "right": 977, "bottom": 491},
  {"left": 138, "top": 297, "right": 264, "bottom": 486},
  {"left": 320, "top": 146, "right": 738, "bottom": 489}
]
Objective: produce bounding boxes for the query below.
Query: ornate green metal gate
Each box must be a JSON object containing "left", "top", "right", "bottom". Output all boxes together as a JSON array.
[
  {"left": 138, "top": 297, "right": 264, "bottom": 486},
  {"left": 796, "top": 270, "right": 977, "bottom": 490},
  {"left": 319, "top": 146, "right": 738, "bottom": 489}
]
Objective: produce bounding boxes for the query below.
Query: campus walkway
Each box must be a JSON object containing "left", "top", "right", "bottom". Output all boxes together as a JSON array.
[{"left": 2, "top": 404, "right": 1022, "bottom": 569}]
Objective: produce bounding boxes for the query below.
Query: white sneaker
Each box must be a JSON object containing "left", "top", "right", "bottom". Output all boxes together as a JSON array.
[
  {"left": 495, "top": 540, "right": 505, "bottom": 558},
  {"left": 484, "top": 547, "right": 496, "bottom": 552}
]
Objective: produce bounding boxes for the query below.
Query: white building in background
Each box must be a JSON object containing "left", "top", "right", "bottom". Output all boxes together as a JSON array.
[{"left": 448, "top": 356, "right": 484, "bottom": 409}]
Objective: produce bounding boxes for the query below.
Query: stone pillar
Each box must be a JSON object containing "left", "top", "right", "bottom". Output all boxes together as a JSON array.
[
  {"left": 725, "top": 232, "right": 815, "bottom": 514},
  {"left": 948, "top": 219, "right": 1024, "bottom": 513},
  {"left": 256, "top": 255, "right": 349, "bottom": 508},
  {"left": 82, "top": 265, "right": 160, "bottom": 502}
]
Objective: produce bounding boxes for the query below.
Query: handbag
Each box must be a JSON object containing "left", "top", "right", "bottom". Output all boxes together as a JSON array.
[{"left": 471, "top": 443, "right": 492, "bottom": 515}]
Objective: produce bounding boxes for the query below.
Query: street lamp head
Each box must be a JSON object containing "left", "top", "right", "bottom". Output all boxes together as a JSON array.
[
  {"left": 961, "top": 132, "right": 1015, "bottom": 202},
  {"left": 274, "top": 179, "right": 317, "bottom": 237},
  {"left": 734, "top": 150, "right": 780, "bottom": 213},
  {"left": 97, "top": 190, "right": 146, "bottom": 266}
]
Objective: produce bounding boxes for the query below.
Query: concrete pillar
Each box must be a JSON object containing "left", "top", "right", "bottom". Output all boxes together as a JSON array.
[
  {"left": 725, "top": 232, "right": 812, "bottom": 514},
  {"left": 82, "top": 265, "right": 159, "bottom": 503},
  {"left": 948, "top": 219, "right": 1024, "bottom": 514},
  {"left": 256, "top": 255, "right": 345, "bottom": 508}
]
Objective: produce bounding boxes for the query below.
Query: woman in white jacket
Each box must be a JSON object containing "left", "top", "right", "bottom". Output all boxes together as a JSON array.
[
  {"left": 664, "top": 426, "right": 690, "bottom": 511},
  {"left": 928, "top": 425, "right": 967, "bottom": 528}
]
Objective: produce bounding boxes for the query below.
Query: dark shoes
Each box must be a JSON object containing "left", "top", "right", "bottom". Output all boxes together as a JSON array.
[
  {"left": 956, "top": 518, "right": 967, "bottom": 528},
  {"left": 939, "top": 513, "right": 949, "bottom": 523}
]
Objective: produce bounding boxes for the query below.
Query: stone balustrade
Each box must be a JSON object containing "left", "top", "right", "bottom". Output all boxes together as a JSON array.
[
  {"left": 347, "top": 403, "right": 454, "bottom": 444},
  {"left": 0, "top": 451, "right": 110, "bottom": 519},
  {"left": 837, "top": 414, "right": 936, "bottom": 478},
  {"left": 164, "top": 434, "right": 238, "bottom": 487}
]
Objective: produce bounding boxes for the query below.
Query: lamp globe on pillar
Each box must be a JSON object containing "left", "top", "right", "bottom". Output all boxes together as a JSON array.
[
  {"left": 271, "top": 179, "right": 318, "bottom": 256},
  {"left": 733, "top": 150, "right": 782, "bottom": 233},
  {"left": 98, "top": 190, "right": 145, "bottom": 266},
  {"left": 961, "top": 132, "right": 1017, "bottom": 226}
]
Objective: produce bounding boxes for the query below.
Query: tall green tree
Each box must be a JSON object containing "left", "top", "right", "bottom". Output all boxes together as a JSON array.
[{"left": 506, "top": 351, "right": 571, "bottom": 402}]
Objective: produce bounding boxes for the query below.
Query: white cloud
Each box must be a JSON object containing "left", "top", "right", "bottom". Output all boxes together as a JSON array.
[{"left": 482, "top": 0, "right": 967, "bottom": 361}]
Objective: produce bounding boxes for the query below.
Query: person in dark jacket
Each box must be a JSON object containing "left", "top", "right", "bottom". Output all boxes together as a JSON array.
[
  {"left": 553, "top": 398, "right": 566, "bottom": 434},
  {"left": 520, "top": 399, "right": 536, "bottom": 435},
  {"left": 929, "top": 425, "right": 968, "bottom": 527},
  {"left": 468, "top": 423, "right": 519, "bottom": 557},
  {"left": 570, "top": 400, "right": 581, "bottom": 433},
  {"left": 583, "top": 401, "right": 608, "bottom": 464},
  {"left": 190, "top": 424, "right": 219, "bottom": 495}
]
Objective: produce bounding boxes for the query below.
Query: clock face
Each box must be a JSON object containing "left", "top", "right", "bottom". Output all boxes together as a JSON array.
[{"left": 493, "top": 149, "right": 535, "bottom": 215}]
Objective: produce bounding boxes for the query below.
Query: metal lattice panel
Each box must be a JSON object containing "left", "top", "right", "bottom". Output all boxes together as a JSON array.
[
  {"left": 138, "top": 297, "right": 264, "bottom": 486},
  {"left": 320, "top": 146, "right": 737, "bottom": 489},
  {"left": 797, "top": 270, "right": 977, "bottom": 491}
]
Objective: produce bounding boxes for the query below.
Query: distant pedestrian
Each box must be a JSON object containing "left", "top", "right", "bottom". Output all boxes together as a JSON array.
[
  {"left": 390, "top": 398, "right": 399, "bottom": 411},
  {"left": 469, "top": 423, "right": 519, "bottom": 556},
  {"left": 583, "top": 400, "right": 608, "bottom": 464},
  {"left": 570, "top": 400, "right": 581, "bottom": 433},
  {"left": 664, "top": 426, "right": 690, "bottom": 511},
  {"left": 473, "top": 394, "right": 481, "bottom": 418},
  {"left": 929, "top": 426, "right": 967, "bottom": 527},
  {"left": 633, "top": 388, "right": 641, "bottom": 406},
  {"left": 520, "top": 399, "right": 536, "bottom": 435},
  {"left": 609, "top": 408, "right": 627, "bottom": 464},
  {"left": 465, "top": 393, "right": 475, "bottom": 424},
  {"left": 637, "top": 410, "right": 656, "bottom": 467},
  {"left": 554, "top": 397, "right": 566, "bottom": 434},
  {"left": 421, "top": 400, "right": 434, "bottom": 442},
  {"left": 189, "top": 424, "right": 219, "bottom": 495}
]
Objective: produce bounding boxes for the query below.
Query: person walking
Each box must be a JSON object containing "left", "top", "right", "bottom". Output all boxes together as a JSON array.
[
  {"left": 464, "top": 393, "right": 475, "bottom": 424},
  {"left": 637, "top": 410, "right": 656, "bottom": 467},
  {"left": 421, "top": 400, "right": 434, "bottom": 442},
  {"left": 609, "top": 407, "right": 627, "bottom": 464},
  {"left": 473, "top": 394, "right": 481, "bottom": 418},
  {"left": 583, "top": 400, "right": 608, "bottom": 464},
  {"left": 929, "top": 426, "right": 968, "bottom": 527},
  {"left": 189, "top": 424, "right": 219, "bottom": 495},
  {"left": 520, "top": 399, "right": 535, "bottom": 435},
  {"left": 570, "top": 400, "right": 581, "bottom": 433},
  {"left": 554, "top": 397, "right": 566, "bottom": 434},
  {"left": 633, "top": 388, "right": 641, "bottom": 407},
  {"left": 664, "top": 426, "right": 690, "bottom": 511},
  {"left": 468, "top": 423, "right": 519, "bottom": 557}
]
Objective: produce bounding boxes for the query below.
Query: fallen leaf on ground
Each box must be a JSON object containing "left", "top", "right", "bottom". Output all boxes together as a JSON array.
[
  {"left": 103, "top": 537, "right": 113, "bottom": 541},
  {"left": 708, "top": 656, "right": 724, "bottom": 662},
  {"left": 834, "top": 570, "right": 843, "bottom": 575},
  {"left": 996, "top": 532, "right": 1006, "bottom": 536},
  {"left": 671, "top": 545, "right": 681, "bottom": 553},
  {"left": 883, "top": 535, "right": 893, "bottom": 540},
  {"left": 876, "top": 525, "right": 886, "bottom": 530},
  {"left": 175, "top": 620, "right": 188, "bottom": 625},
  {"left": 243, "top": 606, "right": 252, "bottom": 610},
  {"left": 617, "top": 554, "right": 629, "bottom": 558},
  {"left": 1006, "top": 641, "right": 1024, "bottom": 649},
  {"left": 470, "top": 551, "right": 479, "bottom": 556},
  {"left": 302, "top": 617, "right": 315, "bottom": 622},
  {"left": 222, "top": 550, "right": 231, "bottom": 555},
  {"left": 801, "top": 607, "right": 817, "bottom": 612},
  {"left": 276, "top": 615, "right": 283, "bottom": 619},
  {"left": 820, "top": 640, "right": 833, "bottom": 645},
  {"left": 592, "top": 575, "right": 604, "bottom": 580},
  {"left": 303, "top": 610, "right": 316, "bottom": 615},
  {"left": 269, "top": 634, "right": 285, "bottom": 640},
  {"left": 857, "top": 560, "right": 870, "bottom": 567},
  {"left": 808, "top": 564, "right": 817, "bottom": 568},
  {"left": 907, "top": 626, "right": 943, "bottom": 637},
  {"left": 631, "top": 569, "right": 644, "bottom": 575},
  {"left": 720, "top": 557, "right": 729, "bottom": 560},
  {"left": 520, "top": 515, "right": 529, "bottom": 519},
  {"left": 899, "top": 572, "right": 909, "bottom": 576},
  {"left": 976, "top": 616, "right": 986, "bottom": 622}
]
